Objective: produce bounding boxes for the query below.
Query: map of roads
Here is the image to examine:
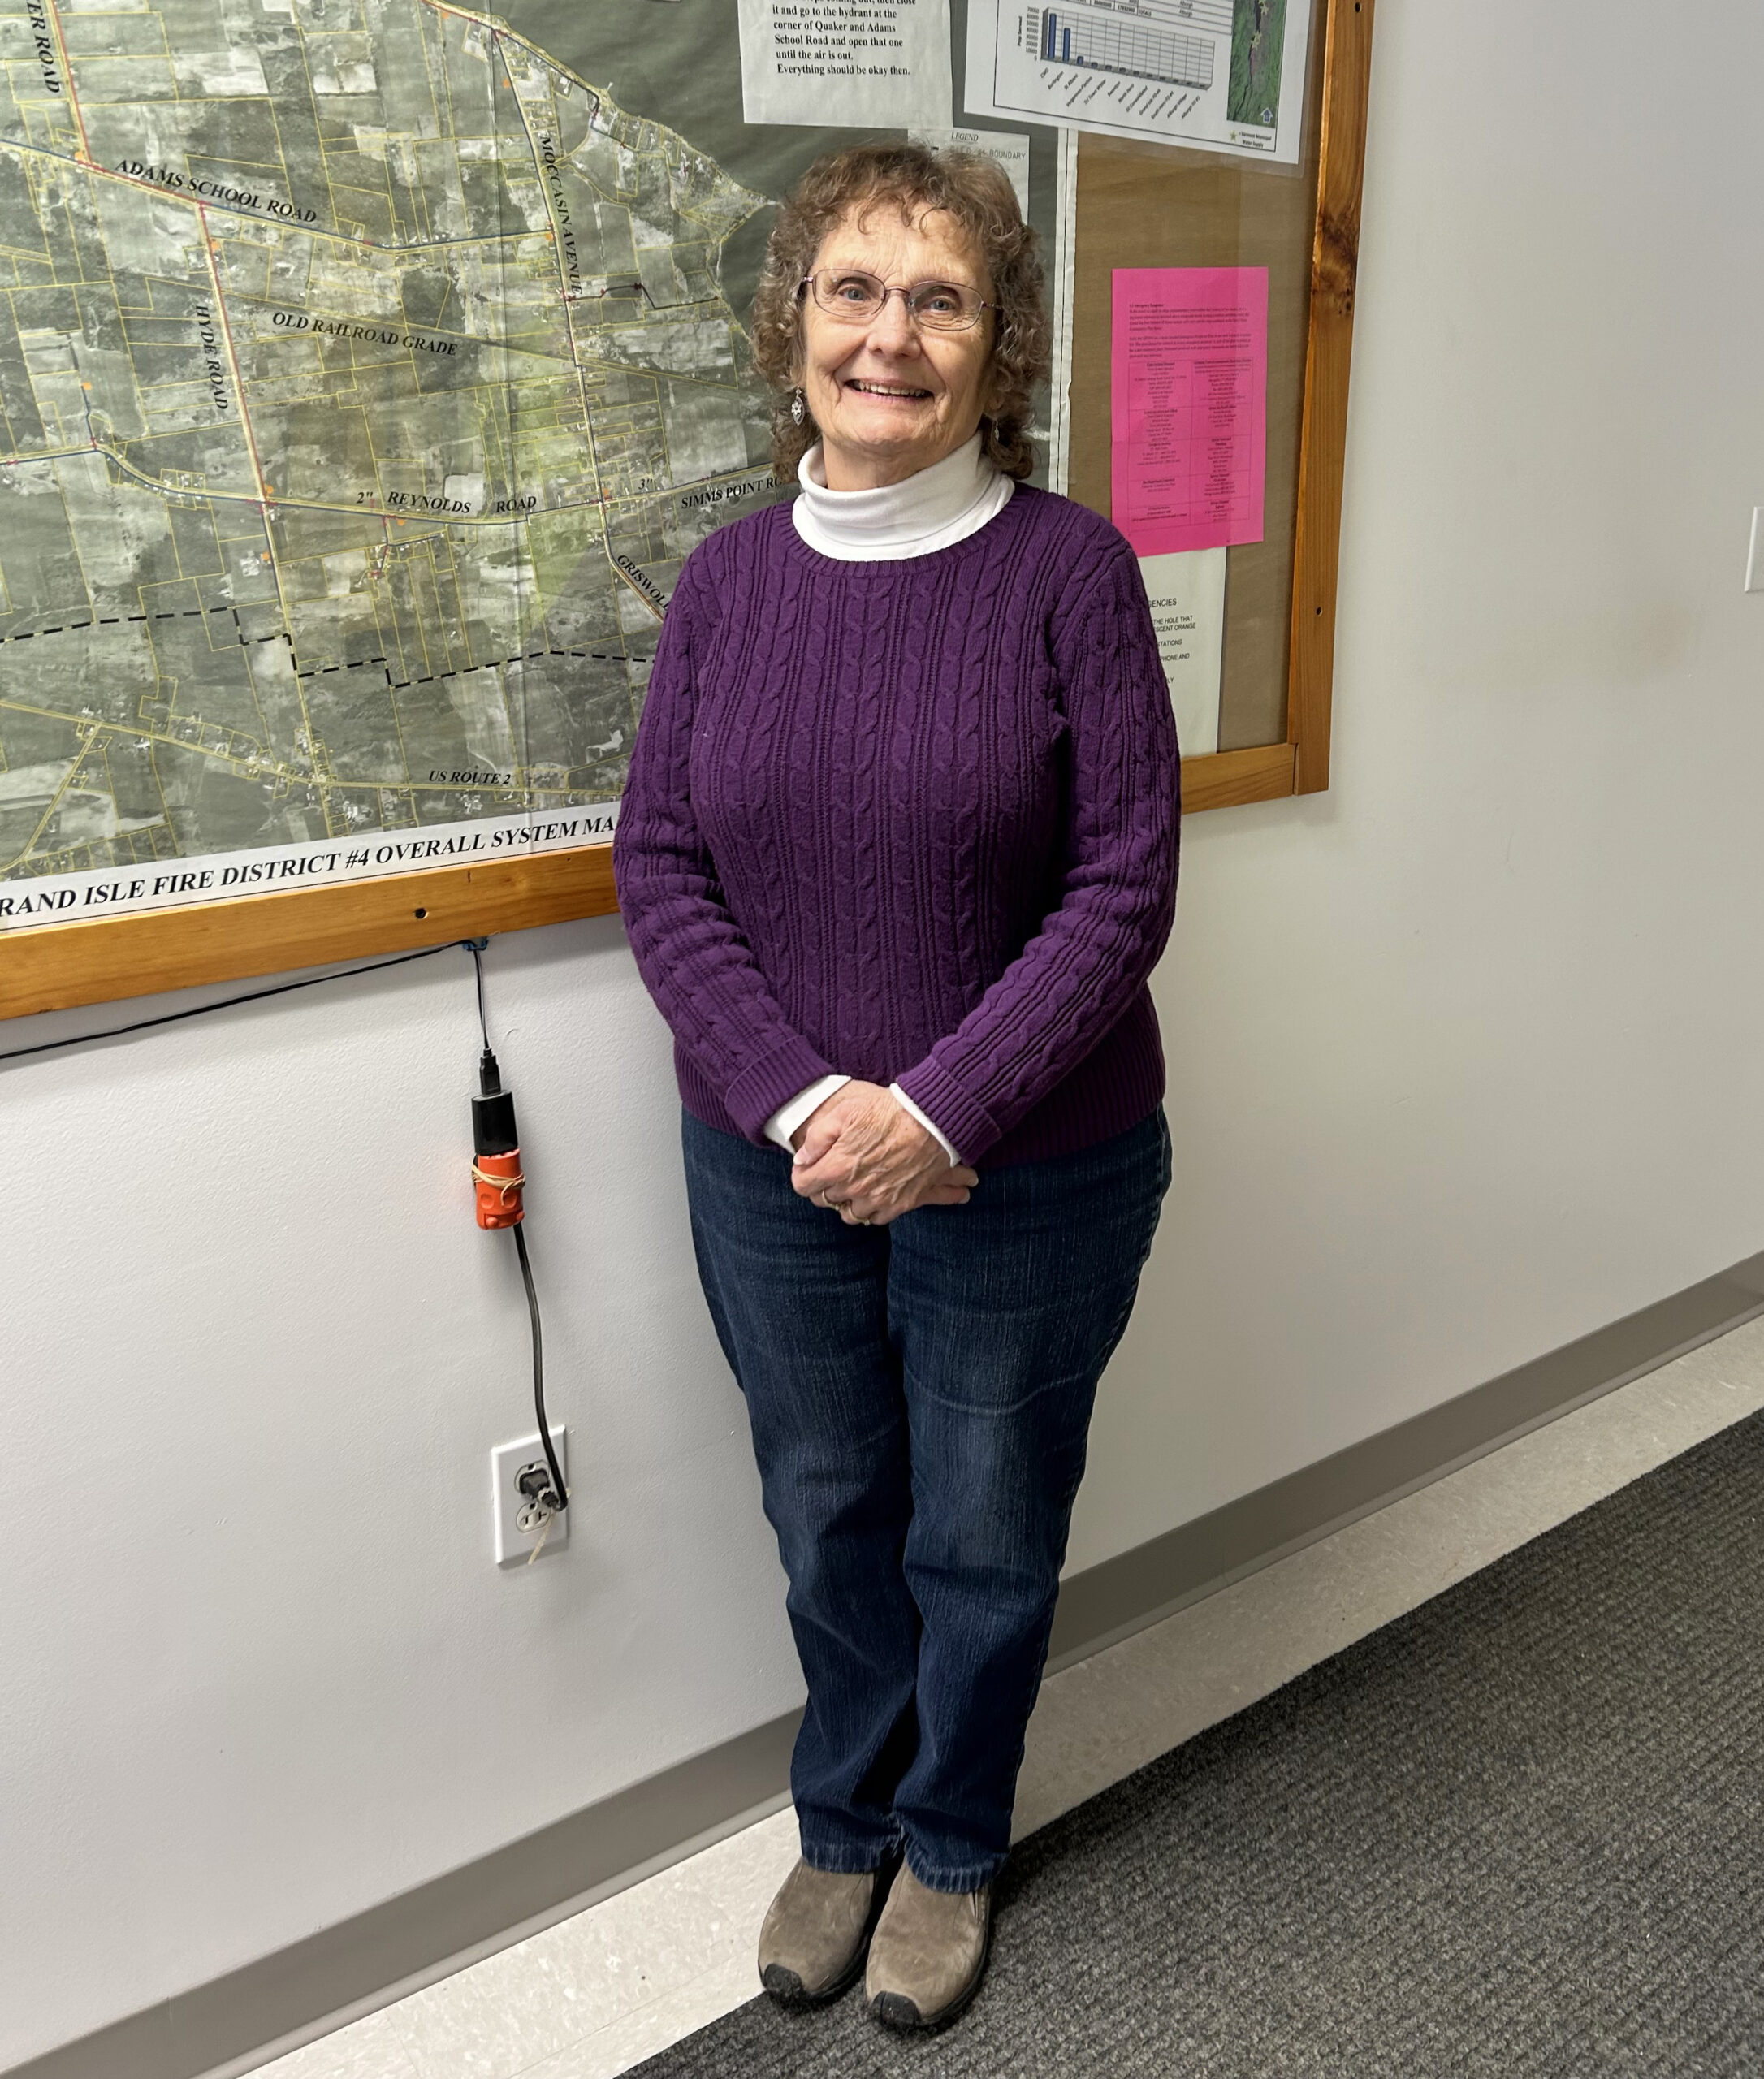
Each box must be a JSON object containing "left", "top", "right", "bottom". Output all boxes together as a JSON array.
[{"left": 0, "top": 0, "right": 795, "bottom": 920}]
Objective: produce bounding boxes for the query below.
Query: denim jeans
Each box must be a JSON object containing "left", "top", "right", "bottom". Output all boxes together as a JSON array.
[{"left": 682, "top": 1104, "right": 1172, "bottom": 1893}]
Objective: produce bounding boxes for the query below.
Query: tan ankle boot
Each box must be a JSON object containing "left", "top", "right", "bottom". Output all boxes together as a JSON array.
[
  {"left": 757, "top": 1858, "right": 881, "bottom": 2004},
  {"left": 864, "top": 1864, "right": 992, "bottom": 2030}
]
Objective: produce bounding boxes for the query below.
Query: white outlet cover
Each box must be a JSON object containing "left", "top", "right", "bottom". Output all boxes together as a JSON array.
[
  {"left": 1747, "top": 508, "right": 1764, "bottom": 594},
  {"left": 491, "top": 1427, "right": 569, "bottom": 1567}
]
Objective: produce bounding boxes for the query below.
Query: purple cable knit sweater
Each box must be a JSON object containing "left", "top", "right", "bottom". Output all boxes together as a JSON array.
[{"left": 613, "top": 486, "right": 1181, "bottom": 1170}]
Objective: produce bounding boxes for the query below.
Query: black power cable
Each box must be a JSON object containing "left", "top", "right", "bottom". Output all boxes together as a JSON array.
[
  {"left": 5, "top": 930, "right": 567, "bottom": 1529},
  {"left": 0, "top": 937, "right": 486, "bottom": 1065},
  {"left": 466, "top": 938, "right": 568, "bottom": 1522},
  {"left": 469, "top": 935, "right": 493, "bottom": 1052},
  {"left": 512, "top": 1221, "right": 568, "bottom": 1517}
]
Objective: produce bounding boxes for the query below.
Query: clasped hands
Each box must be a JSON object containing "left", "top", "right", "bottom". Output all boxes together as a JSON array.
[{"left": 789, "top": 1080, "right": 978, "bottom": 1225}]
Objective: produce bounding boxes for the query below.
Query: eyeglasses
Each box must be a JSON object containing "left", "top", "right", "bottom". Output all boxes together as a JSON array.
[{"left": 798, "top": 269, "right": 996, "bottom": 334}]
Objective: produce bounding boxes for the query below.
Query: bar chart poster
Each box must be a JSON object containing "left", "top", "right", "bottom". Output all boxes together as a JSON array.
[
  {"left": 1111, "top": 267, "right": 1268, "bottom": 557},
  {"left": 967, "top": 0, "right": 1312, "bottom": 162}
]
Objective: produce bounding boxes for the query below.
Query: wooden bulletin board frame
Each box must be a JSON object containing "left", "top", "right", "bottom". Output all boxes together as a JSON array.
[{"left": 2, "top": 0, "right": 1374, "bottom": 1022}]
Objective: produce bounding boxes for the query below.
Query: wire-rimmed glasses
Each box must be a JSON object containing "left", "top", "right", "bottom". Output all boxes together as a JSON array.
[{"left": 798, "top": 269, "right": 996, "bottom": 333}]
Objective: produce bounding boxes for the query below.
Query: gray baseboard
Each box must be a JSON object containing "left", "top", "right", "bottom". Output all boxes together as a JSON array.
[
  {"left": 14, "top": 1250, "right": 1764, "bottom": 2079},
  {"left": 1047, "top": 1248, "right": 1764, "bottom": 1668}
]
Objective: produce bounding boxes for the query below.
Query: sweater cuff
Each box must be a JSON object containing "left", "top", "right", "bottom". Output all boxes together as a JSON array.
[
  {"left": 724, "top": 1035, "right": 841, "bottom": 1145},
  {"left": 892, "top": 1057, "right": 1000, "bottom": 1166}
]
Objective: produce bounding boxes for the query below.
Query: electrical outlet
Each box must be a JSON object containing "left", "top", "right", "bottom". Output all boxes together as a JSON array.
[
  {"left": 491, "top": 1428, "right": 569, "bottom": 1567},
  {"left": 1747, "top": 508, "right": 1764, "bottom": 594}
]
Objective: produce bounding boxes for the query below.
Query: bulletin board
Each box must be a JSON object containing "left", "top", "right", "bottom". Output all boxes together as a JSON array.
[
  {"left": 1068, "top": 0, "right": 1370, "bottom": 812},
  {"left": 0, "top": 0, "right": 1373, "bottom": 1020}
]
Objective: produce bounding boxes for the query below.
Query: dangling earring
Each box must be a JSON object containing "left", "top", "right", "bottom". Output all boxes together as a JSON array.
[{"left": 790, "top": 387, "right": 806, "bottom": 427}]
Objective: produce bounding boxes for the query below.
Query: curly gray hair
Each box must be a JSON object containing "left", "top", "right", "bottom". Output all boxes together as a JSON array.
[{"left": 750, "top": 142, "right": 1051, "bottom": 483}]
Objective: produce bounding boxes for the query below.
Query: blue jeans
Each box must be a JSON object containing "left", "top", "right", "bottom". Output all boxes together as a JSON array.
[{"left": 682, "top": 1104, "right": 1171, "bottom": 1892}]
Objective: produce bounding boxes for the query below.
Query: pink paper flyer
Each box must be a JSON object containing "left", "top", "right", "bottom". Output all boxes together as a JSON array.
[{"left": 1110, "top": 267, "right": 1269, "bottom": 558}]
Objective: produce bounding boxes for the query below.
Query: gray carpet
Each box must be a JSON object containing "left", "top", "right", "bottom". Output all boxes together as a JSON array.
[{"left": 634, "top": 1407, "right": 1764, "bottom": 2077}]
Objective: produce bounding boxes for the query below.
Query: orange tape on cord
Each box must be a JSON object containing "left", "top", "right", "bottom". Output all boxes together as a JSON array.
[{"left": 472, "top": 1150, "right": 525, "bottom": 1228}]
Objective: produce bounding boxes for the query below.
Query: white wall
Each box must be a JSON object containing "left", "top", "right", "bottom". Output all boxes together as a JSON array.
[{"left": 6, "top": 0, "right": 1764, "bottom": 2059}]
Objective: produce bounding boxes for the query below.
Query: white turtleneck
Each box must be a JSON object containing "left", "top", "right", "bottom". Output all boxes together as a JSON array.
[
  {"left": 762, "top": 435, "right": 1012, "bottom": 1173},
  {"left": 790, "top": 433, "right": 1014, "bottom": 562}
]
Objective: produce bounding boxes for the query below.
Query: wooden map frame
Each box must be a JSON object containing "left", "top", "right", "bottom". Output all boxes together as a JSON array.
[{"left": 2, "top": 0, "right": 1374, "bottom": 1022}]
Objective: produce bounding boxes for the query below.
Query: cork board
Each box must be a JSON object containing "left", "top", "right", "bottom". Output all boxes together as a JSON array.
[{"left": 1067, "top": 20, "right": 1329, "bottom": 754}]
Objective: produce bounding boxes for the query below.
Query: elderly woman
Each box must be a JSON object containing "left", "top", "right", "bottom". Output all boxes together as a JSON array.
[{"left": 613, "top": 142, "right": 1178, "bottom": 2031}]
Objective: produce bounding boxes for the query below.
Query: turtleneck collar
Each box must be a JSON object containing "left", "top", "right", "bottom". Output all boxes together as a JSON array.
[{"left": 791, "top": 434, "right": 1015, "bottom": 563}]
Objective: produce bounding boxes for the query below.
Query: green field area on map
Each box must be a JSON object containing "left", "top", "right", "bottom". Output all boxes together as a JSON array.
[{"left": 1226, "top": 0, "right": 1286, "bottom": 129}]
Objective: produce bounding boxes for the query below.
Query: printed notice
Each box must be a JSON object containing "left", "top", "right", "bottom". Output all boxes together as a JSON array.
[
  {"left": 1111, "top": 267, "right": 1267, "bottom": 558},
  {"left": 908, "top": 127, "right": 1031, "bottom": 214},
  {"left": 966, "top": 0, "right": 1312, "bottom": 162},
  {"left": 1139, "top": 549, "right": 1226, "bottom": 755},
  {"left": 739, "top": 0, "right": 953, "bottom": 127}
]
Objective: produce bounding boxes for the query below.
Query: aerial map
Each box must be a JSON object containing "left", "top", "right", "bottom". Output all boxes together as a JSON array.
[{"left": 0, "top": 0, "right": 1059, "bottom": 927}]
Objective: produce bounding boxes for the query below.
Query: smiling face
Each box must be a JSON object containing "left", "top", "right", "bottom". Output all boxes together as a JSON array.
[{"left": 797, "top": 203, "right": 998, "bottom": 491}]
